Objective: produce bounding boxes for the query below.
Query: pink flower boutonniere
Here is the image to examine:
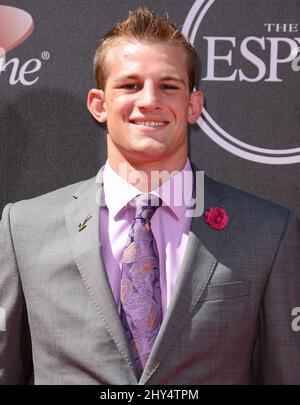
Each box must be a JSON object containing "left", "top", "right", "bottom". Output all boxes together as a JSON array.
[{"left": 205, "top": 207, "right": 229, "bottom": 230}]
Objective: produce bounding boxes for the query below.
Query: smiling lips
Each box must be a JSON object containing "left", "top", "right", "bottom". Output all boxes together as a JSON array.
[{"left": 130, "top": 120, "right": 169, "bottom": 128}]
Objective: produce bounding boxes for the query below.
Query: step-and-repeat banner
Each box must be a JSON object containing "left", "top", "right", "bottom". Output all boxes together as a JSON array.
[{"left": 1, "top": 0, "right": 300, "bottom": 215}]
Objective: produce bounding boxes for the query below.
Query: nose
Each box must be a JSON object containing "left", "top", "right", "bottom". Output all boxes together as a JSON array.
[{"left": 135, "top": 81, "right": 161, "bottom": 111}]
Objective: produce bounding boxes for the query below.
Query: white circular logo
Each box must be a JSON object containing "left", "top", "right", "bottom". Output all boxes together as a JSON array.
[{"left": 183, "top": 0, "right": 300, "bottom": 164}]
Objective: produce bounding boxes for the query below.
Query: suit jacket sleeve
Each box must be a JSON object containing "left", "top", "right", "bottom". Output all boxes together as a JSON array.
[
  {"left": 0, "top": 203, "right": 33, "bottom": 384},
  {"left": 254, "top": 210, "right": 300, "bottom": 384}
]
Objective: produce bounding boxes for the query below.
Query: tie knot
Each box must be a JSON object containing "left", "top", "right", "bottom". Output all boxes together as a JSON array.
[{"left": 134, "top": 193, "right": 162, "bottom": 222}]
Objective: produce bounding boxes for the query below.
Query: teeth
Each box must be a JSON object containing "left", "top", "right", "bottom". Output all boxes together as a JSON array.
[{"left": 133, "top": 121, "right": 167, "bottom": 127}]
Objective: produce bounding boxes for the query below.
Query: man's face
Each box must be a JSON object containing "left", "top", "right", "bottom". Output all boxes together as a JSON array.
[{"left": 93, "top": 40, "right": 203, "bottom": 169}]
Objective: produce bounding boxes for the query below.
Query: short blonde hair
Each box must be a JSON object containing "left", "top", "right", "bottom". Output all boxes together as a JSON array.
[{"left": 93, "top": 7, "right": 198, "bottom": 92}]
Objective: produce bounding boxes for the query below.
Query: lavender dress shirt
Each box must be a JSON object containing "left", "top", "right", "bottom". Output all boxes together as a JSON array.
[{"left": 100, "top": 158, "right": 194, "bottom": 318}]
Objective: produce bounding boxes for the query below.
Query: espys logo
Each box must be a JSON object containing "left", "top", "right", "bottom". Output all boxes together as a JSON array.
[
  {"left": 183, "top": 0, "right": 300, "bottom": 164},
  {"left": 0, "top": 5, "right": 48, "bottom": 85}
]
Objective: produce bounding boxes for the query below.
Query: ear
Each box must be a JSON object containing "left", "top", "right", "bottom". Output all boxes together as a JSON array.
[
  {"left": 87, "top": 89, "right": 107, "bottom": 123},
  {"left": 187, "top": 90, "right": 204, "bottom": 124}
]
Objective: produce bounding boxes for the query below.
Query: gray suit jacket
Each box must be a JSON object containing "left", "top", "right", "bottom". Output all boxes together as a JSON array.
[{"left": 1, "top": 164, "right": 300, "bottom": 385}]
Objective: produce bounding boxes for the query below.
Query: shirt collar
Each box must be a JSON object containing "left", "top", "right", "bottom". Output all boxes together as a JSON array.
[{"left": 103, "top": 158, "right": 195, "bottom": 220}]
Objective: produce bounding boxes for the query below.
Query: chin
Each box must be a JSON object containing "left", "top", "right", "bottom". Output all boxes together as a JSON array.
[
  {"left": 126, "top": 148, "right": 167, "bottom": 164},
  {"left": 135, "top": 140, "right": 168, "bottom": 153}
]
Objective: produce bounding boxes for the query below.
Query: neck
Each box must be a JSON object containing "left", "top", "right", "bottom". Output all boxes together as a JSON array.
[{"left": 107, "top": 149, "right": 188, "bottom": 193}]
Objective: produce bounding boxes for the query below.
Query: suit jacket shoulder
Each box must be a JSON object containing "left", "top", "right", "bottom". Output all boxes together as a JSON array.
[
  {"left": 4, "top": 176, "right": 96, "bottom": 218},
  {"left": 205, "top": 174, "right": 290, "bottom": 218}
]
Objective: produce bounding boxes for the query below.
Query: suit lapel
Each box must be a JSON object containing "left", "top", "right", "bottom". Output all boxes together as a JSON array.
[
  {"left": 64, "top": 167, "right": 137, "bottom": 383},
  {"left": 140, "top": 171, "right": 231, "bottom": 384}
]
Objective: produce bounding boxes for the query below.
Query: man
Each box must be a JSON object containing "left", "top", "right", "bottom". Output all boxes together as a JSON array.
[{"left": 0, "top": 8, "right": 300, "bottom": 385}]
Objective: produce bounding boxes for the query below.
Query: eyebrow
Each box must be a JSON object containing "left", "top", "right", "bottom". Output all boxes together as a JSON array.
[
  {"left": 113, "top": 74, "right": 139, "bottom": 83},
  {"left": 160, "top": 75, "right": 186, "bottom": 86},
  {"left": 113, "top": 74, "right": 186, "bottom": 86}
]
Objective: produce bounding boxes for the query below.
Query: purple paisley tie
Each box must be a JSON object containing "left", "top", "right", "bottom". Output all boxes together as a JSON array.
[{"left": 120, "top": 193, "right": 162, "bottom": 379}]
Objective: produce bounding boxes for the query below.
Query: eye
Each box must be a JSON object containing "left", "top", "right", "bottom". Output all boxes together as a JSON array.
[
  {"left": 160, "top": 84, "right": 178, "bottom": 90},
  {"left": 121, "top": 83, "right": 140, "bottom": 90}
]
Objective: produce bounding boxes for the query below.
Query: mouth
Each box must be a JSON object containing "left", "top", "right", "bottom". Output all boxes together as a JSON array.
[{"left": 129, "top": 120, "right": 169, "bottom": 128}]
